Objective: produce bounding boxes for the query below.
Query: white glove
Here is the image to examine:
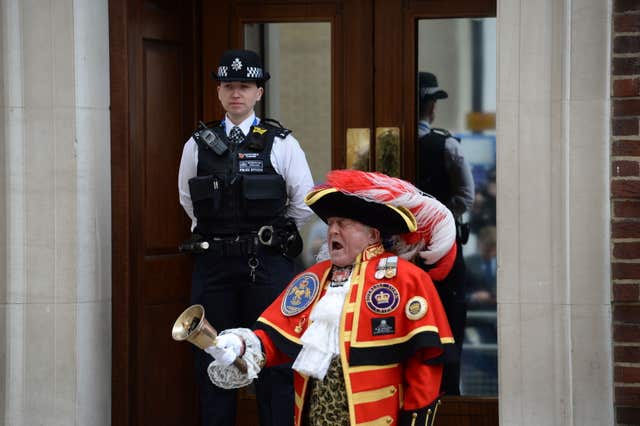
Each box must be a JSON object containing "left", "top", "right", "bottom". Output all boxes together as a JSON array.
[{"left": 204, "top": 334, "right": 245, "bottom": 367}]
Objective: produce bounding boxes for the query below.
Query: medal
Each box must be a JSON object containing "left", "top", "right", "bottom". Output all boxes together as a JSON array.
[
  {"left": 375, "top": 257, "right": 387, "bottom": 280},
  {"left": 385, "top": 256, "right": 398, "bottom": 279}
]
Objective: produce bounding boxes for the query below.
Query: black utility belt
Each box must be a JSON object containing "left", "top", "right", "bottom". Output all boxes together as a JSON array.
[
  {"left": 210, "top": 225, "right": 283, "bottom": 247},
  {"left": 179, "top": 227, "right": 284, "bottom": 255},
  {"left": 179, "top": 234, "right": 257, "bottom": 256},
  {"left": 213, "top": 235, "right": 258, "bottom": 256}
]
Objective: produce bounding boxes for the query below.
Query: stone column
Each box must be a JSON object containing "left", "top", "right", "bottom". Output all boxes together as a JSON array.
[
  {"left": 0, "top": 0, "right": 111, "bottom": 425},
  {"left": 497, "top": 0, "right": 613, "bottom": 424}
]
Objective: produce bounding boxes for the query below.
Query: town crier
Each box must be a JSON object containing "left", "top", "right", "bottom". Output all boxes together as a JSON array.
[{"left": 204, "top": 169, "right": 457, "bottom": 426}]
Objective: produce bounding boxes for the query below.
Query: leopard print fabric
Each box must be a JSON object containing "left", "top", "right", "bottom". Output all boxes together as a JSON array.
[{"left": 304, "top": 356, "right": 350, "bottom": 426}]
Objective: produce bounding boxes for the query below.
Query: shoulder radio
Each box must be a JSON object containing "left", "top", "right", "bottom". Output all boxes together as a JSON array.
[{"left": 196, "top": 121, "right": 228, "bottom": 156}]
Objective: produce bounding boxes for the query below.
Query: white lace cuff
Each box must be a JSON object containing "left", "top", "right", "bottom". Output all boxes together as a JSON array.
[{"left": 207, "top": 328, "right": 264, "bottom": 389}]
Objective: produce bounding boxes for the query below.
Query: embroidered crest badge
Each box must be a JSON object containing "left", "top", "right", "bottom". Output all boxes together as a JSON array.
[
  {"left": 405, "top": 296, "right": 428, "bottom": 320},
  {"left": 365, "top": 283, "right": 400, "bottom": 314},
  {"left": 281, "top": 273, "right": 320, "bottom": 316}
]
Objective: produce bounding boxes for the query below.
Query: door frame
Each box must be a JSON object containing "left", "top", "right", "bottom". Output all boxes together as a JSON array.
[
  {"left": 109, "top": 1, "right": 135, "bottom": 423},
  {"left": 109, "top": 1, "right": 200, "bottom": 424}
]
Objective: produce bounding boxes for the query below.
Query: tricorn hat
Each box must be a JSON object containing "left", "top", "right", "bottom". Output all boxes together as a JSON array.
[
  {"left": 213, "top": 49, "right": 270, "bottom": 82},
  {"left": 419, "top": 71, "right": 448, "bottom": 101},
  {"left": 305, "top": 187, "right": 417, "bottom": 235},
  {"left": 304, "top": 170, "right": 456, "bottom": 271}
]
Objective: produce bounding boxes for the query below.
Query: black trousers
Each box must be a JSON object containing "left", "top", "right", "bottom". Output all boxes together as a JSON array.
[
  {"left": 432, "top": 240, "right": 467, "bottom": 396},
  {"left": 191, "top": 245, "right": 296, "bottom": 426}
]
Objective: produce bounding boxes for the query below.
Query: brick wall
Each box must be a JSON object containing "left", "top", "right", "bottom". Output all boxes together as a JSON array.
[{"left": 611, "top": 1, "right": 640, "bottom": 424}]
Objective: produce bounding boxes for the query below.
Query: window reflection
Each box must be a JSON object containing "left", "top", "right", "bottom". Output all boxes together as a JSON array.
[
  {"left": 245, "top": 22, "right": 332, "bottom": 185},
  {"left": 417, "top": 17, "right": 497, "bottom": 396},
  {"left": 244, "top": 22, "right": 332, "bottom": 270}
]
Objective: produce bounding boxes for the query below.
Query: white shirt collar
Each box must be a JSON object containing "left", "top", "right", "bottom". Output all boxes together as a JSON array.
[
  {"left": 224, "top": 113, "right": 259, "bottom": 136},
  {"left": 418, "top": 120, "right": 431, "bottom": 132},
  {"left": 417, "top": 119, "right": 432, "bottom": 138}
]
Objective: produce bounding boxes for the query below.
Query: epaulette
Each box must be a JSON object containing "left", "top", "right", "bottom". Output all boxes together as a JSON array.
[
  {"left": 431, "top": 127, "right": 460, "bottom": 142},
  {"left": 430, "top": 127, "right": 451, "bottom": 137},
  {"left": 259, "top": 118, "right": 292, "bottom": 138},
  {"left": 246, "top": 118, "right": 291, "bottom": 150}
]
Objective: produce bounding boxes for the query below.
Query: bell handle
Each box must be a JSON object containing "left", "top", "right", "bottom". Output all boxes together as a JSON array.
[{"left": 232, "top": 357, "right": 248, "bottom": 374}]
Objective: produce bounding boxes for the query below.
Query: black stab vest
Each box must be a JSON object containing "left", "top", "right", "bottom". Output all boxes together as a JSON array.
[
  {"left": 188, "top": 121, "right": 290, "bottom": 236},
  {"left": 416, "top": 129, "right": 455, "bottom": 205}
]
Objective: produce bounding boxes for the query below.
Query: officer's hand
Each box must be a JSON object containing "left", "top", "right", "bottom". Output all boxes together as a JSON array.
[{"left": 204, "top": 334, "right": 245, "bottom": 367}]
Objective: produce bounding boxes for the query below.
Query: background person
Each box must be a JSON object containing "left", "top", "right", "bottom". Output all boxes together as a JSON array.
[
  {"left": 177, "top": 49, "right": 314, "bottom": 426},
  {"left": 469, "top": 167, "right": 496, "bottom": 235},
  {"left": 465, "top": 225, "right": 497, "bottom": 307},
  {"left": 462, "top": 225, "right": 498, "bottom": 395}
]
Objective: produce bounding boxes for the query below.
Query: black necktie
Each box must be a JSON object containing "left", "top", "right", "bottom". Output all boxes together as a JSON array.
[{"left": 229, "top": 126, "right": 245, "bottom": 145}]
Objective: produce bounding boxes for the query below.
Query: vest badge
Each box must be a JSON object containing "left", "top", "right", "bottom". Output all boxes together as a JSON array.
[
  {"left": 405, "top": 296, "right": 428, "bottom": 320},
  {"left": 238, "top": 152, "right": 260, "bottom": 159},
  {"left": 281, "top": 272, "right": 320, "bottom": 316},
  {"left": 365, "top": 283, "right": 400, "bottom": 314},
  {"left": 252, "top": 126, "right": 268, "bottom": 135},
  {"left": 372, "top": 317, "right": 396, "bottom": 336}
]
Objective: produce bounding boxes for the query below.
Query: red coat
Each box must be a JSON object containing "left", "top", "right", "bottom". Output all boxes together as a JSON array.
[{"left": 254, "top": 243, "right": 454, "bottom": 426}]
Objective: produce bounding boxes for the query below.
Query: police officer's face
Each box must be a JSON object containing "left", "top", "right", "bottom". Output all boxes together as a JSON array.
[
  {"left": 425, "top": 100, "right": 436, "bottom": 123},
  {"left": 326, "top": 217, "right": 380, "bottom": 267},
  {"left": 217, "top": 81, "right": 263, "bottom": 123}
]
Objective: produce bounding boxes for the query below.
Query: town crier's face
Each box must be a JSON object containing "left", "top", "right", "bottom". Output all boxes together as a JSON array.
[{"left": 326, "top": 217, "right": 380, "bottom": 267}]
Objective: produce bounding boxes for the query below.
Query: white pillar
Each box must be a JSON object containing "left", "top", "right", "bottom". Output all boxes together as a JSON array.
[
  {"left": 0, "top": 0, "right": 111, "bottom": 425},
  {"left": 497, "top": 0, "right": 613, "bottom": 424}
]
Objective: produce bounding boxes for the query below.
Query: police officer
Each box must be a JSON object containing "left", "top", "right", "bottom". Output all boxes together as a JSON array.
[
  {"left": 178, "top": 49, "right": 314, "bottom": 426},
  {"left": 416, "top": 71, "right": 475, "bottom": 396}
]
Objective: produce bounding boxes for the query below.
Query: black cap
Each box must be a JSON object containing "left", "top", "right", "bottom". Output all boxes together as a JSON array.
[
  {"left": 418, "top": 72, "right": 448, "bottom": 101},
  {"left": 213, "top": 49, "right": 270, "bottom": 82}
]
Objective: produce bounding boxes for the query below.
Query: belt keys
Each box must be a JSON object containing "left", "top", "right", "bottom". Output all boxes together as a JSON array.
[
  {"left": 248, "top": 256, "right": 259, "bottom": 283},
  {"left": 247, "top": 236, "right": 260, "bottom": 283}
]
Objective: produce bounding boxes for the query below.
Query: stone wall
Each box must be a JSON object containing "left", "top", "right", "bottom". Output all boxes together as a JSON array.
[{"left": 610, "top": 0, "right": 640, "bottom": 424}]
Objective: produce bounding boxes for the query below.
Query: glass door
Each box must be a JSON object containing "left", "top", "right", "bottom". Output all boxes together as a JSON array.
[
  {"left": 417, "top": 17, "right": 498, "bottom": 398},
  {"left": 202, "top": 1, "right": 498, "bottom": 424}
]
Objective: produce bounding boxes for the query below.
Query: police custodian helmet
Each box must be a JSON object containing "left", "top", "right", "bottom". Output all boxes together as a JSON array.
[
  {"left": 418, "top": 71, "right": 448, "bottom": 102},
  {"left": 214, "top": 49, "right": 271, "bottom": 83}
]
